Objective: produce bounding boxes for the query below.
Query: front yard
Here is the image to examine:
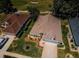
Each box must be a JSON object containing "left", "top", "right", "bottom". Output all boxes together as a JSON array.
[{"left": 8, "top": 38, "right": 42, "bottom": 57}]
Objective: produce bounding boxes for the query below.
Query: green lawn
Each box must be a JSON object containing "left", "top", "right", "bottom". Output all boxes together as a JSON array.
[
  {"left": 8, "top": 39, "right": 42, "bottom": 57},
  {"left": 11, "top": 0, "right": 53, "bottom": 11},
  {"left": 58, "top": 20, "right": 79, "bottom": 58}
]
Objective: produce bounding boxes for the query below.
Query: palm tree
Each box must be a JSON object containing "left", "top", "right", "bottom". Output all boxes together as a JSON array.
[{"left": 27, "top": 5, "right": 40, "bottom": 15}]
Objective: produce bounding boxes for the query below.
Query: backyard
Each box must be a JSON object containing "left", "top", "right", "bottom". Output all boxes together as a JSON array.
[{"left": 11, "top": 0, "right": 53, "bottom": 11}]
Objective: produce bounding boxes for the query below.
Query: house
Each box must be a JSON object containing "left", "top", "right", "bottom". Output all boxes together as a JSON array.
[
  {"left": 69, "top": 17, "right": 79, "bottom": 46},
  {"left": 2, "top": 12, "right": 30, "bottom": 36}
]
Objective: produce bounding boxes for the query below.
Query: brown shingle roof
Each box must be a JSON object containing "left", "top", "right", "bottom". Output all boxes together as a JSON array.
[{"left": 4, "top": 13, "right": 29, "bottom": 35}]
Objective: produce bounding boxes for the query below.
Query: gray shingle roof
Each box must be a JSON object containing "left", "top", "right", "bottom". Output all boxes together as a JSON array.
[{"left": 69, "top": 17, "right": 79, "bottom": 46}]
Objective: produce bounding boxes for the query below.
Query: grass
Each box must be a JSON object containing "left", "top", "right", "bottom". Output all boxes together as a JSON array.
[
  {"left": 58, "top": 20, "right": 79, "bottom": 58},
  {"left": 7, "top": 16, "right": 43, "bottom": 57},
  {"left": 11, "top": 0, "right": 53, "bottom": 11},
  {"left": 8, "top": 39, "right": 42, "bottom": 57}
]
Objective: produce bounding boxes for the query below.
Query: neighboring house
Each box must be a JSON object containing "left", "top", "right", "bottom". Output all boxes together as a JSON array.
[
  {"left": 69, "top": 17, "right": 79, "bottom": 46},
  {"left": 0, "top": 12, "right": 30, "bottom": 57},
  {"left": 2, "top": 12, "right": 29, "bottom": 36}
]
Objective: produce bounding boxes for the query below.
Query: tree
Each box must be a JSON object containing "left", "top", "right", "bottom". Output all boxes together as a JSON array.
[
  {"left": 52, "top": 0, "right": 79, "bottom": 19},
  {"left": 27, "top": 4, "right": 40, "bottom": 21},
  {"left": 27, "top": 5, "right": 40, "bottom": 16},
  {"left": 0, "top": 0, "right": 17, "bottom": 14}
]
